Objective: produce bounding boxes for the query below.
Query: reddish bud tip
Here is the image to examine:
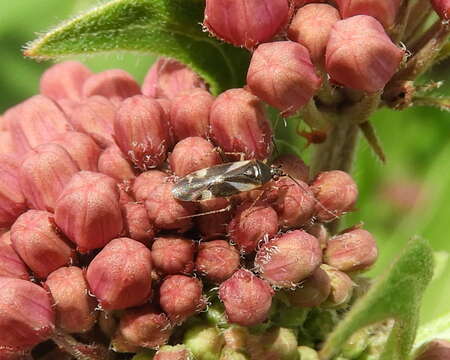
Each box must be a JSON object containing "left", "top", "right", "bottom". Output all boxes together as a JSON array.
[
  {"left": 0, "top": 232, "right": 29, "bottom": 280},
  {"left": 414, "top": 339, "right": 450, "bottom": 360},
  {"left": 288, "top": 4, "right": 341, "bottom": 66},
  {"left": 0, "top": 131, "right": 14, "bottom": 155},
  {"left": 431, "top": 0, "right": 450, "bottom": 20},
  {"left": 10, "top": 210, "right": 74, "bottom": 279},
  {"left": 114, "top": 95, "right": 170, "bottom": 170},
  {"left": 154, "top": 345, "right": 192, "bottom": 360},
  {"left": 204, "top": 0, "right": 289, "bottom": 49},
  {"left": 272, "top": 154, "right": 310, "bottom": 183},
  {"left": 0, "top": 278, "right": 55, "bottom": 353},
  {"left": 285, "top": 267, "right": 331, "bottom": 307},
  {"left": 86, "top": 238, "right": 152, "bottom": 310},
  {"left": 151, "top": 236, "right": 195, "bottom": 275},
  {"left": 122, "top": 202, "right": 155, "bottom": 244},
  {"left": 45, "top": 266, "right": 97, "bottom": 333},
  {"left": 169, "top": 137, "right": 221, "bottom": 177},
  {"left": 321, "top": 264, "right": 355, "bottom": 307},
  {"left": 133, "top": 170, "right": 169, "bottom": 202},
  {"left": 98, "top": 145, "right": 136, "bottom": 182},
  {"left": 247, "top": 41, "right": 322, "bottom": 116},
  {"left": 82, "top": 69, "right": 141, "bottom": 100},
  {"left": 55, "top": 171, "right": 123, "bottom": 252},
  {"left": 196, "top": 240, "right": 240, "bottom": 282},
  {"left": 326, "top": 16, "right": 404, "bottom": 93},
  {"left": 210, "top": 88, "right": 272, "bottom": 160},
  {"left": 159, "top": 275, "right": 205, "bottom": 322},
  {"left": 255, "top": 230, "right": 322, "bottom": 287},
  {"left": 229, "top": 202, "right": 279, "bottom": 254},
  {"left": 40, "top": 61, "right": 92, "bottom": 101},
  {"left": 219, "top": 269, "right": 273, "bottom": 326},
  {"left": 310, "top": 170, "right": 358, "bottom": 221}
]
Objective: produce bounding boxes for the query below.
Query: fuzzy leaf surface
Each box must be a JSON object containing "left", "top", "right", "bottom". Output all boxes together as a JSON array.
[
  {"left": 25, "top": 0, "right": 250, "bottom": 94},
  {"left": 320, "top": 236, "right": 434, "bottom": 360}
]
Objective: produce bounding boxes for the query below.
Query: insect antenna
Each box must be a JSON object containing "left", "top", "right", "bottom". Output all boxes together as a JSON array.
[{"left": 177, "top": 204, "right": 232, "bottom": 219}]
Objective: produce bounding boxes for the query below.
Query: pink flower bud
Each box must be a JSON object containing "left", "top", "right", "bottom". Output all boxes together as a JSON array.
[
  {"left": 86, "top": 238, "right": 152, "bottom": 310},
  {"left": 247, "top": 41, "right": 322, "bottom": 116},
  {"left": 55, "top": 171, "right": 123, "bottom": 252},
  {"left": 210, "top": 88, "right": 272, "bottom": 160},
  {"left": 19, "top": 143, "right": 80, "bottom": 212},
  {"left": 255, "top": 230, "right": 322, "bottom": 287},
  {"left": 69, "top": 96, "right": 117, "bottom": 147},
  {"left": 122, "top": 202, "right": 155, "bottom": 244},
  {"left": 82, "top": 69, "right": 141, "bottom": 100},
  {"left": 169, "top": 89, "right": 213, "bottom": 141},
  {"left": 98, "top": 145, "right": 136, "bottom": 182},
  {"left": 196, "top": 240, "right": 240, "bottom": 283},
  {"left": 40, "top": 61, "right": 93, "bottom": 101},
  {"left": 133, "top": 170, "right": 169, "bottom": 201},
  {"left": 154, "top": 345, "right": 191, "bottom": 360},
  {"left": 0, "top": 155, "right": 27, "bottom": 228},
  {"left": 10, "top": 210, "right": 74, "bottom": 279},
  {"left": 0, "top": 131, "right": 14, "bottom": 155},
  {"left": 431, "top": 0, "right": 450, "bottom": 20},
  {"left": 159, "top": 275, "right": 205, "bottom": 322},
  {"left": 0, "top": 232, "right": 29, "bottom": 280},
  {"left": 169, "top": 137, "right": 221, "bottom": 177},
  {"left": 7, "top": 95, "right": 71, "bottom": 154},
  {"left": 113, "top": 305, "right": 172, "bottom": 350},
  {"left": 268, "top": 177, "right": 315, "bottom": 229},
  {"left": 45, "top": 266, "right": 96, "bottom": 333},
  {"left": 51, "top": 131, "right": 102, "bottom": 171},
  {"left": 204, "top": 0, "right": 289, "bottom": 49},
  {"left": 114, "top": 95, "right": 170, "bottom": 170},
  {"left": 219, "top": 269, "right": 273, "bottom": 326},
  {"left": 142, "top": 57, "right": 207, "bottom": 99},
  {"left": 272, "top": 154, "right": 310, "bottom": 183},
  {"left": 324, "top": 228, "right": 378, "bottom": 272},
  {"left": 285, "top": 267, "right": 331, "bottom": 307},
  {"left": 335, "top": 0, "right": 402, "bottom": 28},
  {"left": 310, "top": 170, "right": 358, "bottom": 221},
  {"left": 321, "top": 264, "right": 355, "bottom": 307},
  {"left": 288, "top": 4, "right": 341, "bottom": 65},
  {"left": 293, "top": 0, "right": 327, "bottom": 7},
  {"left": 151, "top": 236, "right": 195, "bottom": 275},
  {"left": 326, "top": 16, "right": 404, "bottom": 93},
  {"left": 0, "top": 277, "right": 54, "bottom": 353},
  {"left": 229, "top": 202, "right": 279, "bottom": 254},
  {"left": 145, "top": 183, "right": 196, "bottom": 232},
  {"left": 414, "top": 339, "right": 450, "bottom": 360},
  {"left": 196, "top": 198, "right": 232, "bottom": 240}
]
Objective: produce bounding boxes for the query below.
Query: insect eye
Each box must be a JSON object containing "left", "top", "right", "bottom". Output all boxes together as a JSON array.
[{"left": 243, "top": 169, "right": 254, "bottom": 177}]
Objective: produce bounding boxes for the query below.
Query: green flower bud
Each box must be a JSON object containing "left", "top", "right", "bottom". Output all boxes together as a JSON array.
[
  {"left": 223, "top": 326, "right": 249, "bottom": 352},
  {"left": 297, "top": 346, "right": 319, "bottom": 360},
  {"left": 341, "top": 327, "right": 370, "bottom": 359},
  {"left": 206, "top": 303, "right": 229, "bottom": 329},
  {"left": 220, "top": 347, "right": 249, "bottom": 360},
  {"left": 247, "top": 327, "right": 299, "bottom": 360},
  {"left": 271, "top": 304, "right": 309, "bottom": 328},
  {"left": 303, "top": 308, "right": 340, "bottom": 343},
  {"left": 184, "top": 324, "right": 225, "bottom": 360}
]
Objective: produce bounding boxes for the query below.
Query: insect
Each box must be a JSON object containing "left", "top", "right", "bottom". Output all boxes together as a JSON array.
[{"left": 171, "top": 160, "right": 284, "bottom": 202}]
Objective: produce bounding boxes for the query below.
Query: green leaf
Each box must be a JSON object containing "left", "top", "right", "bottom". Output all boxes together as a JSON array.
[
  {"left": 24, "top": 0, "right": 250, "bottom": 95},
  {"left": 413, "top": 312, "right": 450, "bottom": 351},
  {"left": 319, "top": 236, "right": 434, "bottom": 360}
]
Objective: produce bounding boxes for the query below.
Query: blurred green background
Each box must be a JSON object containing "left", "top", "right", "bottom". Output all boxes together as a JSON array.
[{"left": 1, "top": 0, "right": 449, "bottom": 326}]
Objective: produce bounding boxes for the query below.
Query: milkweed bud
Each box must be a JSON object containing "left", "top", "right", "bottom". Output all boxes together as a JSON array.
[
  {"left": 154, "top": 345, "right": 192, "bottom": 360},
  {"left": 431, "top": 0, "right": 450, "bottom": 20},
  {"left": 82, "top": 69, "right": 141, "bottom": 100},
  {"left": 0, "top": 278, "right": 55, "bottom": 354},
  {"left": 220, "top": 347, "right": 248, "bottom": 360},
  {"left": 45, "top": 266, "right": 97, "bottom": 333},
  {"left": 133, "top": 170, "right": 169, "bottom": 201},
  {"left": 184, "top": 324, "right": 225, "bottom": 360},
  {"left": 10, "top": 210, "right": 74, "bottom": 279},
  {"left": 324, "top": 228, "right": 378, "bottom": 272},
  {"left": 19, "top": 143, "right": 80, "bottom": 212},
  {"left": 285, "top": 267, "right": 331, "bottom": 307},
  {"left": 40, "top": 61, "right": 92, "bottom": 101},
  {"left": 219, "top": 269, "right": 274, "bottom": 326},
  {"left": 210, "top": 88, "right": 272, "bottom": 160},
  {"left": 169, "top": 89, "right": 214, "bottom": 141},
  {"left": 98, "top": 145, "right": 136, "bottom": 182},
  {"left": 169, "top": 137, "right": 221, "bottom": 177},
  {"left": 204, "top": 0, "right": 289, "bottom": 49},
  {"left": 69, "top": 96, "right": 117, "bottom": 147},
  {"left": 55, "top": 171, "right": 123, "bottom": 252},
  {"left": 297, "top": 346, "right": 320, "bottom": 360},
  {"left": 414, "top": 339, "right": 450, "bottom": 360},
  {"left": 112, "top": 305, "right": 172, "bottom": 351},
  {"left": 0, "top": 155, "right": 27, "bottom": 228},
  {"left": 272, "top": 154, "right": 310, "bottom": 183},
  {"left": 326, "top": 16, "right": 404, "bottom": 93},
  {"left": 0, "top": 232, "right": 29, "bottom": 280},
  {"left": 122, "top": 202, "right": 155, "bottom": 244},
  {"left": 229, "top": 202, "right": 279, "bottom": 254},
  {"left": 255, "top": 230, "right": 322, "bottom": 288},
  {"left": 114, "top": 95, "right": 170, "bottom": 170},
  {"left": 321, "top": 264, "right": 355, "bottom": 307},
  {"left": 246, "top": 327, "right": 298, "bottom": 360},
  {"left": 151, "top": 236, "right": 195, "bottom": 275},
  {"left": 310, "top": 170, "right": 358, "bottom": 221},
  {"left": 306, "top": 223, "right": 329, "bottom": 249},
  {"left": 247, "top": 41, "right": 321, "bottom": 116},
  {"left": 0, "top": 131, "right": 14, "bottom": 155},
  {"left": 86, "top": 238, "right": 153, "bottom": 310},
  {"left": 196, "top": 240, "right": 240, "bottom": 282},
  {"left": 142, "top": 57, "right": 207, "bottom": 99},
  {"left": 159, "top": 275, "right": 205, "bottom": 322},
  {"left": 196, "top": 198, "right": 231, "bottom": 240},
  {"left": 51, "top": 131, "right": 101, "bottom": 171},
  {"left": 288, "top": 4, "right": 341, "bottom": 66},
  {"left": 335, "top": 0, "right": 402, "bottom": 28}
]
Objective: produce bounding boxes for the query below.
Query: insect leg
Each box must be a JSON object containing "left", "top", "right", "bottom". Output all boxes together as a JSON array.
[{"left": 177, "top": 204, "right": 232, "bottom": 219}]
